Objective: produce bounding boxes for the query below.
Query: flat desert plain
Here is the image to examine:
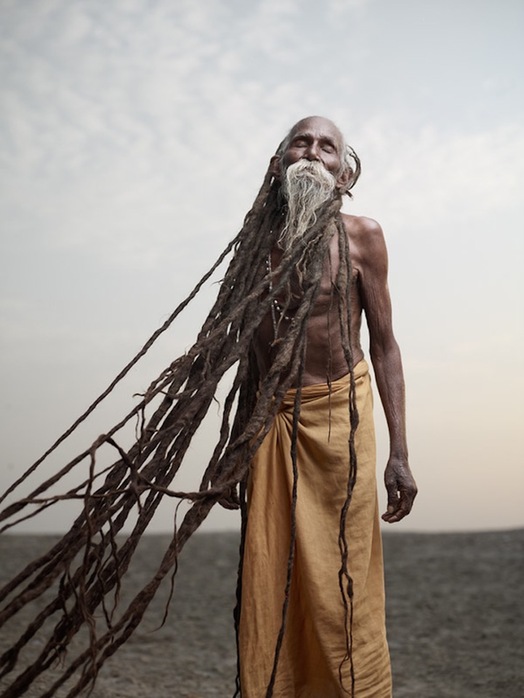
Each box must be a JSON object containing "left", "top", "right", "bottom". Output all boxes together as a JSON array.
[{"left": 0, "top": 529, "right": 522, "bottom": 697}]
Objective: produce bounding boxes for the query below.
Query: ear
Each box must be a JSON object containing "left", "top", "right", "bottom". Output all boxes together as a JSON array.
[
  {"left": 269, "top": 155, "right": 281, "bottom": 180},
  {"left": 336, "top": 165, "right": 352, "bottom": 193}
]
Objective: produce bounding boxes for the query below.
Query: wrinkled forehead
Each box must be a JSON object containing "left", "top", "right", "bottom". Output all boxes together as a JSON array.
[{"left": 286, "top": 116, "right": 345, "bottom": 151}]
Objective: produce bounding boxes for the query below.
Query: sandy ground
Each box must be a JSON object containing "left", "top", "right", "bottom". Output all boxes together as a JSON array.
[{"left": 0, "top": 529, "right": 522, "bottom": 697}]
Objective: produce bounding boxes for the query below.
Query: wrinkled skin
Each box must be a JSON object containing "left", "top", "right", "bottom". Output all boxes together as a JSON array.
[{"left": 253, "top": 116, "right": 417, "bottom": 523}]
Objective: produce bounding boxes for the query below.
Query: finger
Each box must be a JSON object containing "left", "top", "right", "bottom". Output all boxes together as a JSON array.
[
  {"left": 381, "top": 508, "right": 400, "bottom": 523},
  {"left": 383, "top": 484, "right": 401, "bottom": 512},
  {"left": 383, "top": 506, "right": 407, "bottom": 523},
  {"left": 382, "top": 487, "right": 415, "bottom": 523},
  {"left": 381, "top": 500, "right": 399, "bottom": 523}
]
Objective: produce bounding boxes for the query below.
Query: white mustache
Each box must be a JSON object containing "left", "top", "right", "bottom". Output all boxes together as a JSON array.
[
  {"left": 286, "top": 159, "right": 329, "bottom": 175},
  {"left": 283, "top": 159, "right": 336, "bottom": 198}
]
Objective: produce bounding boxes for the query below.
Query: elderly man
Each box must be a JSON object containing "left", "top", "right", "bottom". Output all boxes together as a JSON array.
[
  {"left": 0, "top": 116, "right": 416, "bottom": 698},
  {"left": 236, "top": 116, "right": 417, "bottom": 697}
]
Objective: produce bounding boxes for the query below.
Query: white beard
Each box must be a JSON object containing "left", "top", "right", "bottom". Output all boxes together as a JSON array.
[{"left": 278, "top": 159, "right": 337, "bottom": 252}]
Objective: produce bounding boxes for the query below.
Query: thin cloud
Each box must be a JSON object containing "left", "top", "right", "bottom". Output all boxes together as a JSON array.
[{"left": 1, "top": 0, "right": 522, "bottom": 532}]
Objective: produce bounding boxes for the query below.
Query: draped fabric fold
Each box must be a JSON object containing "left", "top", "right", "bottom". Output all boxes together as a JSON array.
[{"left": 238, "top": 360, "right": 392, "bottom": 697}]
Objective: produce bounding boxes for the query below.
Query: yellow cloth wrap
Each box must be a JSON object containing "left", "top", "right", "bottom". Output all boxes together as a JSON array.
[{"left": 238, "top": 360, "right": 392, "bottom": 697}]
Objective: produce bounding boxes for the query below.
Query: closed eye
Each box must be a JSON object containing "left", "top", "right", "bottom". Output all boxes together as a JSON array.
[{"left": 320, "top": 139, "right": 336, "bottom": 152}]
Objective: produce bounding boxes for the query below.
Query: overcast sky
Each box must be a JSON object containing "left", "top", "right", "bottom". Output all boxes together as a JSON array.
[{"left": 1, "top": 0, "right": 523, "bottom": 533}]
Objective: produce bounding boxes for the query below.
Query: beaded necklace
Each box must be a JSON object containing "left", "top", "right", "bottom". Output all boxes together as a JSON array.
[{"left": 266, "top": 254, "right": 292, "bottom": 337}]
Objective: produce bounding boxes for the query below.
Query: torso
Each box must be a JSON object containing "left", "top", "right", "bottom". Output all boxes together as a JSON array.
[{"left": 252, "top": 214, "right": 366, "bottom": 386}]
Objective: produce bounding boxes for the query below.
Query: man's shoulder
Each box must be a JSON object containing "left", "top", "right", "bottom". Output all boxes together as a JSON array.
[
  {"left": 341, "top": 213, "right": 384, "bottom": 245},
  {"left": 340, "top": 214, "right": 388, "bottom": 274}
]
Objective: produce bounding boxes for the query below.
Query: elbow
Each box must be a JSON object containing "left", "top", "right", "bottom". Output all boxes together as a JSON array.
[{"left": 369, "top": 337, "right": 401, "bottom": 367}]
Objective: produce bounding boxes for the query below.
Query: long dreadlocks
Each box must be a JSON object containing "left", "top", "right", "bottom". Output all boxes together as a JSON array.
[{"left": 0, "top": 136, "right": 361, "bottom": 697}]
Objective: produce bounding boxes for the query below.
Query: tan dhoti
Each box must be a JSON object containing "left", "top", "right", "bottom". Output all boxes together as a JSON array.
[{"left": 238, "top": 360, "right": 392, "bottom": 697}]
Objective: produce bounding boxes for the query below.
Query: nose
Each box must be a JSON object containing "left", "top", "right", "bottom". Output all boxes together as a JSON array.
[{"left": 304, "top": 142, "right": 321, "bottom": 161}]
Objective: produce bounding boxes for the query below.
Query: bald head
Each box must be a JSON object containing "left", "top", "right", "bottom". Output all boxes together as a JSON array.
[{"left": 281, "top": 116, "right": 346, "bottom": 158}]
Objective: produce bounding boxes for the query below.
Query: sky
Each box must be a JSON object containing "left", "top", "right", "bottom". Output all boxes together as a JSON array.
[{"left": 0, "top": 0, "right": 523, "bottom": 534}]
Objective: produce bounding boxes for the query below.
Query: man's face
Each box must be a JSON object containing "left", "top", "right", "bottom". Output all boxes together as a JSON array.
[{"left": 280, "top": 117, "right": 346, "bottom": 182}]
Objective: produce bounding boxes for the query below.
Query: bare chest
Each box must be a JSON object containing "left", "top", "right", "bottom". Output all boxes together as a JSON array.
[{"left": 269, "top": 244, "right": 360, "bottom": 316}]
